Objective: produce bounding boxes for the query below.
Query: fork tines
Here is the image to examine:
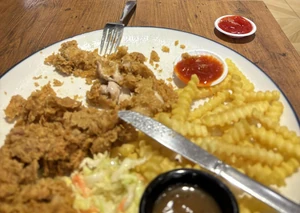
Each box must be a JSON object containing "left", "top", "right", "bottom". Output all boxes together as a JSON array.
[{"left": 100, "top": 23, "right": 124, "bottom": 56}]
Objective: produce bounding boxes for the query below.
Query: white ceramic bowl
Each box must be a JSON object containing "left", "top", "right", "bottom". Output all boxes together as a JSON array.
[
  {"left": 173, "top": 49, "right": 228, "bottom": 87},
  {"left": 214, "top": 15, "right": 257, "bottom": 38}
]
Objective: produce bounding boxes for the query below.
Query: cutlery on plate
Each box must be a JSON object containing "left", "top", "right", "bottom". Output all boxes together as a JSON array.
[
  {"left": 99, "top": 0, "right": 136, "bottom": 55},
  {"left": 118, "top": 110, "right": 300, "bottom": 213}
]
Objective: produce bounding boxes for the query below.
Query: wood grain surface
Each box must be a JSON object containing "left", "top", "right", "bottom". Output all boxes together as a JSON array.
[{"left": 0, "top": 0, "right": 299, "bottom": 118}]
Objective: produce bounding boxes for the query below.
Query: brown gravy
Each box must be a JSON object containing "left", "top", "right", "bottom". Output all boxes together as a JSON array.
[{"left": 153, "top": 185, "right": 222, "bottom": 213}]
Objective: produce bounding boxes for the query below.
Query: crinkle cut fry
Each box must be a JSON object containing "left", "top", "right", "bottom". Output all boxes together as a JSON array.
[
  {"left": 252, "top": 109, "right": 300, "bottom": 144},
  {"left": 201, "top": 101, "right": 270, "bottom": 127},
  {"left": 231, "top": 74, "right": 245, "bottom": 105},
  {"left": 188, "top": 90, "right": 230, "bottom": 121},
  {"left": 171, "top": 75, "right": 199, "bottom": 122},
  {"left": 238, "top": 195, "right": 277, "bottom": 213},
  {"left": 175, "top": 73, "right": 232, "bottom": 99},
  {"left": 156, "top": 112, "right": 208, "bottom": 137},
  {"left": 237, "top": 158, "right": 299, "bottom": 186},
  {"left": 192, "top": 137, "right": 283, "bottom": 166},
  {"left": 195, "top": 74, "right": 232, "bottom": 99},
  {"left": 222, "top": 119, "right": 251, "bottom": 144},
  {"left": 226, "top": 58, "right": 254, "bottom": 92},
  {"left": 243, "top": 90, "right": 280, "bottom": 102},
  {"left": 265, "top": 100, "right": 284, "bottom": 123},
  {"left": 250, "top": 126, "right": 300, "bottom": 160}
]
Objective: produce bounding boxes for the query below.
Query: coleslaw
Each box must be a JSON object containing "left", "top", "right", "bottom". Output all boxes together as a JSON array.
[{"left": 63, "top": 152, "right": 147, "bottom": 213}]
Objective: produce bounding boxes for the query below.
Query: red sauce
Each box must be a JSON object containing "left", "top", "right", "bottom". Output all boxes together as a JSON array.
[
  {"left": 218, "top": 15, "right": 253, "bottom": 34},
  {"left": 174, "top": 54, "right": 224, "bottom": 87}
]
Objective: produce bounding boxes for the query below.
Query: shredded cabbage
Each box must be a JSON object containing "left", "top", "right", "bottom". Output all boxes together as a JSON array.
[{"left": 63, "top": 152, "right": 146, "bottom": 213}]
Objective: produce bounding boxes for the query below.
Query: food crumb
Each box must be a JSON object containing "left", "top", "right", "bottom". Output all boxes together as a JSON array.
[
  {"left": 166, "top": 77, "right": 172, "bottom": 82},
  {"left": 155, "top": 64, "right": 159, "bottom": 69},
  {"left": 44, "top": 76, "right": 48, "bottom": 79},
  {"left": 161, "top": 45, "right": 170, "bottom": 53},
  {"left": 149, "top": 50, "right": 160, "bottom": 65},
  {"left": 4, "top": 91, "right": 7, "bottom": 95},
  {"left": 34, "top": 82, "right": 39, "bottom": 87},
  {"left": 33, "top": 75, "right": 42, "bottom": 80},
  {"left": 53, "top": 79, "right": 64, "bottom": 87},
  {"left": 86, "top": 78, "right": 93, "bottom": 85},
  {"left": 180, "top": 44, "right": 186, "bottom": 49},
  {"left": 73, "top": 95, "right": 82, "bottom": 100},
  {"left": 174, "top": 40, "right": 179, "bottom": 46}
]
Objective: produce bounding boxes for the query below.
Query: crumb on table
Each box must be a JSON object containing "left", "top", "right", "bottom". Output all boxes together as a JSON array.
[{"left": 174, "top": 40, "right": 179, "bottom": 46}]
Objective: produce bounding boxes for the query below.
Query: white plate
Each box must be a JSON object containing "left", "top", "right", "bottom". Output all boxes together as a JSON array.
[{"left": 0, "top": 27, "right": 299, "bottom": 202}]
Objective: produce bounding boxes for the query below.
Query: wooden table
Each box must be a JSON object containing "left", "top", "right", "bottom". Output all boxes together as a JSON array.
[{"left": 1, "top": 0, "right": 299, "bottom": 118}]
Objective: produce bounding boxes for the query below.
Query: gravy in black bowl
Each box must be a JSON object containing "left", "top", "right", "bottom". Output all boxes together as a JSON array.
[
  {"left": 153, "top": 184, "right": 221, "bottom": 213},
  {"left": 139, "top": 169, "right": 239, "bottom": 213}
]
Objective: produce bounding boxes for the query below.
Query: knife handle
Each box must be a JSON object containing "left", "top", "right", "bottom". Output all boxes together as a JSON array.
[{"left": 218, "top": 164, "right": 300, "bottom": 213}]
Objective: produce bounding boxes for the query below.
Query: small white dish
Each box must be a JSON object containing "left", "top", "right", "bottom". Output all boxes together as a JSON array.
[
  {"left": 173, "top": 49, "right": 228, "bottom": 87},
  {"left": 214, "top": 15, "right": 257, "bottom": 38}
]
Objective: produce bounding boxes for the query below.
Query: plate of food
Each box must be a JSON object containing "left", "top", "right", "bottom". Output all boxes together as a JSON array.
[{"left": 0, "top": 27, "right": 299, "bottom": 213}]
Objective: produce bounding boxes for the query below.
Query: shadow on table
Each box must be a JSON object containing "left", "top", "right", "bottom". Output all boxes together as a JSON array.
[{"left": 213, "top": 28, "right": 256, "bottom": 44}]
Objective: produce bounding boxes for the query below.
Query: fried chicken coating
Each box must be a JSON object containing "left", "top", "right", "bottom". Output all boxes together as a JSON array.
[
  {"left": 1, "top": 41, "right": 178, "bottom": 212},
  {"left": 44, "top": 40, "right": 100, "bottom": 81}
]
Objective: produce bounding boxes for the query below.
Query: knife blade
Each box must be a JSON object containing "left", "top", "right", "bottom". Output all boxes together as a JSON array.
[{"left": 118, "top": 110, "right": 300, "bottom": 213}]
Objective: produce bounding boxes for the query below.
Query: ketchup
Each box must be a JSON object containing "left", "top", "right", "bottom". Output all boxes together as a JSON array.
[
  {"left": 218, "top": 15, "right": 253, "bottom": 34},
  {"left": 174, "top": 54, "right": 224, "bottom": 87}
]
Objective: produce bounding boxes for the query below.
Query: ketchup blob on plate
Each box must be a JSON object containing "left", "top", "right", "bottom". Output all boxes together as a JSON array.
[{"left": 174, "top": 50, "right": 228, "bottom": 87}]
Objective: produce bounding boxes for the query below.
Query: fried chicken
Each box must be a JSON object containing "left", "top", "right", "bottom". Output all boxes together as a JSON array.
[
  {"left": 0, "top": 178, "right": 76, "bottom": 213},
  {"left": 4, "top": 84, "right": 137, "bottom": 177},
  {"left": 44, "top": 40, "right": 100, "bottom": 81},
  {"left": 0, "top": 40, "right": 178, "bottom": 211}
]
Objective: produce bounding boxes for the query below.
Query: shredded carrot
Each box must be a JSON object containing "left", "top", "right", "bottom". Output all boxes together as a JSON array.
[
  {"left": 72, "top": 174, "right": 89, "bottom": 197},
  {"left": 138, "top": 174, "right": 146, "bottom": 182},
  {"left": 118, "top": 197, "right": 127, "bottom": 212}
]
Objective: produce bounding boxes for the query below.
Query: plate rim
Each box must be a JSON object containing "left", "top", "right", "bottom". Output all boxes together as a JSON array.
[{"left": 1, "top": 26, "right": 299, "bottom": 126}]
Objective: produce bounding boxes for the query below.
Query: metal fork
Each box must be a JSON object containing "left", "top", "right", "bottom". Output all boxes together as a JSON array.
[{"left": 99, "top": 1, "right": 137, "bottom": 55}]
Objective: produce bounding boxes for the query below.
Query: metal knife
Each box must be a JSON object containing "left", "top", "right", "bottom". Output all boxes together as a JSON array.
[{"left": 118, "top": 110, "right": 300, "bottom": 213}]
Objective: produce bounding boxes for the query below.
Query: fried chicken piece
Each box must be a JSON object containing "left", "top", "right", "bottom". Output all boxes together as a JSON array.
[
  {"left": 4, "top": 95, "right": 26, "bottom": 122},
  {"left": 119, "top": 77, "right": 177, "bottom": 117},
  {"left": 0, "top": 178, "right": 76, "bottom": 213},
  {"left": 86, "top": 46, "right": 178, "bottom": 115},
  {"left": 44, "top": 40, "right": 100, "bottom": 80},
  {"left": 0, "top": 146, "right": 38, "bottom": 185},
  {"left": 1, "top": 84, "right": 138, "bottom": 212},
  {"left": 4, "top": 84, "right": 137, "bottom": 177},
  {"left": 86, "top": 80, "right": 117, "bottom": 109}
]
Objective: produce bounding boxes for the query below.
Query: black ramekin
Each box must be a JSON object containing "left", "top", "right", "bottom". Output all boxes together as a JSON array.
[{"left": 139, "top": 168, "right": 239, "bottom": 213}]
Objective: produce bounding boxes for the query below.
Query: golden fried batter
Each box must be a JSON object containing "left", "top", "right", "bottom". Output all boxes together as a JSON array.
[
  {"left": 44, "top": 40, "right": 100, "bottom": 81},
  {"left": 1, "top": 83, "right": 138, "bottom": 211},
  {"left": 0, "top": 178, "right": 76, "bottom": 213},
  {"left": 1, "top": 41, "right": 178, "bottom": 211}
]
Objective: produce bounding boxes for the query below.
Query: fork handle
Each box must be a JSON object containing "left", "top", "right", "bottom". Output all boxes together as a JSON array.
[{"left": 119, "top": 1, "right": 137, "bottom": 23}]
